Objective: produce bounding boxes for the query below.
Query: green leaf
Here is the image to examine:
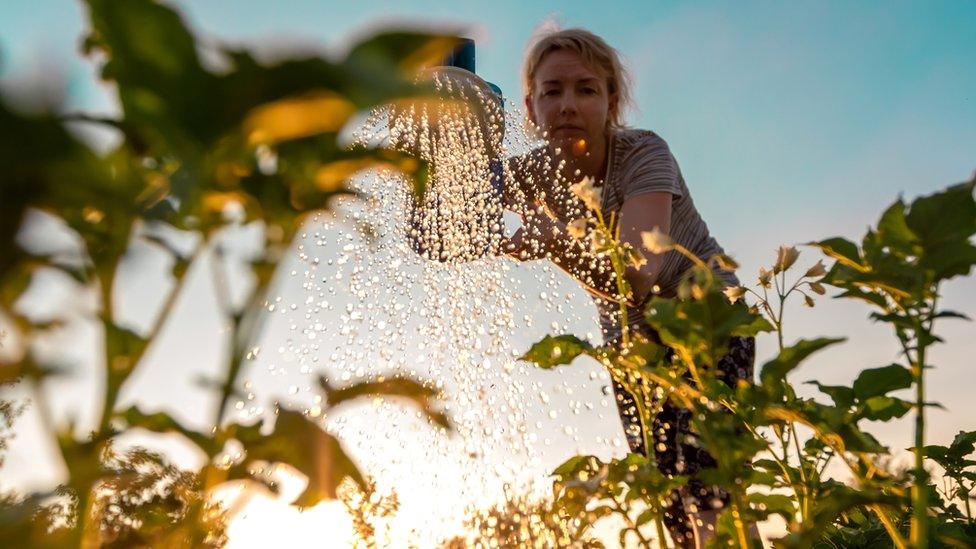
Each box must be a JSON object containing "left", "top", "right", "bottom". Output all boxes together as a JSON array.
[
  {"left": 552, "top": 454, "right": 598, "bottom": 478},
  {"left": 115, "top": 406, "right": 215, "bottom": 454},
  {"left": 875, "top": 198, "right": 918, "bottom": 252},
  {"left": 346, "top": 31, "right": 463, "bottom": 74},
  {"left": 905, "top": 179, "right": 976, "bottom": 249},
  {"left": 317, "top": 375, "right": 450, "bottom": 431},
  {"left": 920, "top": 239, "right": 976, "bottom": 281},
  {"left": 644, "top": 284, "right": 771, "bottom": 368},
  {"left": 808, "top": 237, "right": 866, "bottom": 271},
  {"left": 806, "top": 381, "right": 855, "bottom": 409},
  {"left": 238, "top": 406, "right": 364, "bottom": 507},
  {"left": 852, "top": 364, "right": 913, "bottom": 400},
  {"left": 759, "top": 337, "right": 846, "bottom": 389},
  {"left": 922, "top": 444, "right": 951, "bottom": 465},
  {"left": 860, "top": 396, "right": 913, "bottom": 421},
  {"left": 104, "top": 320, "right": 149, "bottom": 381},
  {"left": 84, "top": 0, "right": 215, "bottom": 148},
  {"left": 520, "top": 334, "right": 594, "bottom": 369},
  {"left": 732, "top": 313, "right": 776, "bottom": 338},
  {"left": 933, "top": 310, "right": 972, "bottom": 321},
  {"left": 947, "top": 430, "right": 976, "bottom": 459},
  {"left": 633, "top": 509, "right": 660, "bottom": 530},
  {"left": 776, "top": 485, "right": 901, "bottom": 548},
  {"left": 748, "top": 492, "right": 797, "bottom": 521}
]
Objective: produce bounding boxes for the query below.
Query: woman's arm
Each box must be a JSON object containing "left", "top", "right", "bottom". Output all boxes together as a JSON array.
[{"left": 504, "top": 191, "right": 673, "bottom": 306}]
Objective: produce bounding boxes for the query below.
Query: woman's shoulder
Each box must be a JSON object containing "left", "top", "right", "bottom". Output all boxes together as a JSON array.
[
  {"left": 612, "top": 128, "right": 673, "bottom": 160},
  {"left": 610, "top": 128, "right": 684, "bottom": 200}
]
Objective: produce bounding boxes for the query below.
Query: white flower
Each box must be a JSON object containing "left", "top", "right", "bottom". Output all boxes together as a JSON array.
[
  {"left": 589, "top": 230, "right": 609, "bottom": 255},
  {"left": 626, "top": 246, "right": 647, "bottom": 269},
  {"left": 804, "top": 260, "right": 827, "bottom": 278},
  {"left": 570, "top": 176, "right": 602, "bottom": 211},
  {"left": 566, "top": 218, "right": 588, "bottom": 239},
  {"left": 640, "top": 227, "right": 674, "bottom": 254},
  {"left": 723, "top": 286, "right": 746, "bottom": 303},
  {"left": 773, "top": 246, "right": 800, "bottom": 274}
]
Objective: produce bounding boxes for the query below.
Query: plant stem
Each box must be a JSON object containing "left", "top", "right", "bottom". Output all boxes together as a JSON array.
[
  {"left": 654, "top": 514, "right": 669, "bottom": 549},
  {"left": 910, "top": 312, "right": 930, "bottom": 549},
  {"left": 731, "top": 496, "right": 751, "bottom": 549},
  {"left": 609, "top": 491, "right": 652, "bottom": 547},
  {"left": 871, "top": 503, "right": 909, "bottom": 549},
  {"left": 96, "top": 260, "right": 119, "bottom": 435},
  {"left": 790, "top": 422, "right": 810, "bottom": 522}
]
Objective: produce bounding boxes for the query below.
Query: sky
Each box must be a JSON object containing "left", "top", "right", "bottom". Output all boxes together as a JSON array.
[{"left": 2, "top": 1, "right": 975, "bottom": 546}]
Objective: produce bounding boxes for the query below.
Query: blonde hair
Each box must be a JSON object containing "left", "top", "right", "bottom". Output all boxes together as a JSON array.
[{"left": 522, "top": 27, "right": 634, "bottom": 129}]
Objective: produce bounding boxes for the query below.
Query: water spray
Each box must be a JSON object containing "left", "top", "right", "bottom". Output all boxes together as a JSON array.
[{"left": 388, "top": 38, "right": 508, "bottom": 263}]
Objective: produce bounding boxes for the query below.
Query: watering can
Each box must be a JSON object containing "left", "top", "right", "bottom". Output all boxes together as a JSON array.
[{"left": 389, "top": 38, "right": 507, "bottom": 263}]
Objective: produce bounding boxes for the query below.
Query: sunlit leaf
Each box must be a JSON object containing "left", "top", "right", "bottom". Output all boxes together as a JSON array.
[
  {"left": 243, "top": 92, "right": 356, "bottom": 146},
  {"left": 237, "top": 407, "right": 364, "bottom": 507},
  {"left": 520, "top": 335, "right": 594, "bottom": 369},
  {"left": 809, "top": 237, "right": 866, "bottom": 272},
  {"left": 861, "top": 395, "right": 913, "bottom": 421},
  {"left": 346, "top": 32, "right": 463, "bottom": 74}
]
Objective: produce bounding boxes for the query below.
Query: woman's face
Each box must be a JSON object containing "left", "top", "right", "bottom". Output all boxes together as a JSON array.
[{"left": 525, "top": 49, "right": 616, "bottom": 151}]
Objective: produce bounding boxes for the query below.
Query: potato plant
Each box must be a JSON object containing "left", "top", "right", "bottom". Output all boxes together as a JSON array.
[
  {"left": 0, "top": 0, "right": 456, "bottom": 546},
  {"left": 523, "top": 178, "right": 976, "bottom": 547}
]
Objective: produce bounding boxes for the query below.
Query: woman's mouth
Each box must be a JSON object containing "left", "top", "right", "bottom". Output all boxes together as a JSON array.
[{"left": 552, "top": 125, "right": 585, "bottom": 137}]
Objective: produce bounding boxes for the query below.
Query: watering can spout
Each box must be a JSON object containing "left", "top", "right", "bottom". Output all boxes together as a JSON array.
[{"left": 440, "top": 38, "right": 504, "bottom": 106}]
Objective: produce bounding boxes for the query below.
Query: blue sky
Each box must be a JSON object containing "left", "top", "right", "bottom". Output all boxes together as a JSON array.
[
  {"left": 2, "top": 1, "right": 975, "bottom": 545},
  {"left": 4, "top": 0, "right": 975, "bottom": 231}
]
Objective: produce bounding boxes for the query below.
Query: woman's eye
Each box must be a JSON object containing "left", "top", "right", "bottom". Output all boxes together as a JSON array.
[{"left": 582, "top": 87, "right": 597, "bottom": 95}]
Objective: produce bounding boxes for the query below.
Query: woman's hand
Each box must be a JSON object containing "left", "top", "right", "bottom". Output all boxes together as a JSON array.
[{"left": 502, "top": 205, "right": 559, "bottom": 261}]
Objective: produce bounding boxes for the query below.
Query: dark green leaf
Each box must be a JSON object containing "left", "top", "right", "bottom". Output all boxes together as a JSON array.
[
  {"left": 905, "top": 180, "right": 976, "bottom": 249},
  {"left": 346, "top": 31, "right": 463, "bottom": 74},
  {"left": 933, "top": 310, "right": 972, "bottom": 321},
  {"left": 520, "top": 334, "right": 594, "bottom": 369},
  {"left": 114, "top": 406, "right": 215, "bottom": 454},
  {"left": 806, "top": 381, "right": 855, "bottom": 409},
  {"left": 875, "top": 198, "right": 918, "bottom": 252},
  {"left": 759, "top": 337, "right": 846, "bottom": 388},
  {"left": 748, "top": 492, "right": 797, "bottom": 521},
  {"left": 860, "top": 396, "right": 913, "bottom": 421},
  {"left": 317, "top": 375, "right": 451, "bottom": 431},
  {"left": 852, "top": 364, "right": 913, "bottom": 400}
]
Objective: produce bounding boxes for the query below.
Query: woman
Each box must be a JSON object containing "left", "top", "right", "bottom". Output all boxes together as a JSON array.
[{"left": 502, "top": 28, "right": 757, "bottom": 548}]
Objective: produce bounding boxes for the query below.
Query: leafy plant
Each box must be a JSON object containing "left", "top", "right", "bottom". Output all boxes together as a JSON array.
[
  {"left": 0, "top": 0, "right": 460, "bottom": 545},
  {"left": 521, "top": 177, "right": 976, "bottom": 548}
]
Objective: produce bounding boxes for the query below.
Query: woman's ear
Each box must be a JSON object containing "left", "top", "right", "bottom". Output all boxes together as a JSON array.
[{"left": 524, "top": 94, "right": 536, "bottom": 125}]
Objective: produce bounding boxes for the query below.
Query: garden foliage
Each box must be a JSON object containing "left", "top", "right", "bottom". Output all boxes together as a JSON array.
[
  {"left": 0, "top": 0, "right": 456, "bottom": 546},
  {"left": 0, "top": 0, "right": 974, "bottom": 547},
  {"left": 522, "top": 178, "right": 976, "bottom": 547}
]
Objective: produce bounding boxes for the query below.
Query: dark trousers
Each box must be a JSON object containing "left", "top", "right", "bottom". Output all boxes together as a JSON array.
[{"left": 610, "top": 334, "right": 756, "bottom": 546}]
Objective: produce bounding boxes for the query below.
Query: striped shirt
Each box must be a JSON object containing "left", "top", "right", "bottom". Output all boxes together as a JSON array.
[
  {"left": 504, "top": 128, "right": 739, "bottom": 340},
  {"left": 595, "top": 128, "right": 739, "bottom": 338}
]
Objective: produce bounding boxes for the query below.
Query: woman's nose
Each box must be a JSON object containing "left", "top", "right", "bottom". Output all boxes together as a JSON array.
[{"left": 558, "top": 95, "right": 578, "bottom": 115}]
